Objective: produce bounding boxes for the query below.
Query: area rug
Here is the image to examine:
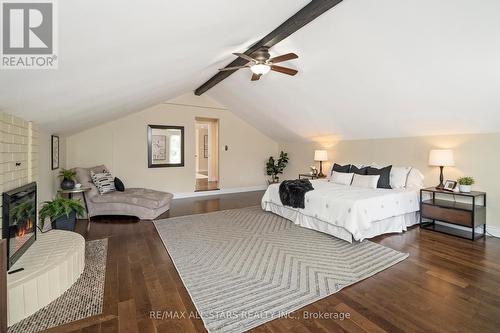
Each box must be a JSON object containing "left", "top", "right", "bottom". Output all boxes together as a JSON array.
[
  {"left": 8, "top": 238, "right": 108, "bottom": 333},
  {"left": 154, "top": 206, "right": 408, "bottom": 333}
]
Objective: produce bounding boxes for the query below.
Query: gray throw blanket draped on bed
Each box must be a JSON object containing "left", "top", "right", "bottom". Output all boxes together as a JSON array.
[{"left": 279, "top": 179, "right": 314, "bottom": 209}]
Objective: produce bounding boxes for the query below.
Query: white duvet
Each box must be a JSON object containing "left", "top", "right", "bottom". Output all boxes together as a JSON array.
[{"left": 261, "top": 179, "right": 420, "bottom": 241}]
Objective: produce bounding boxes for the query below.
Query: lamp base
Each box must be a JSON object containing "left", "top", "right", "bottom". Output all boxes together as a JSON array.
[
  {"left": 317, "top": 160, "right": 326, "bottom": 178},
  {"left": 435, "top": 166, "right": 445, "bottom": 190}
]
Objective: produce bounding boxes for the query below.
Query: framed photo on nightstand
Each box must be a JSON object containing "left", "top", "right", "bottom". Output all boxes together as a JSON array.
[{"left": 444, "top": 180, "right": 457, "bottom": 191}]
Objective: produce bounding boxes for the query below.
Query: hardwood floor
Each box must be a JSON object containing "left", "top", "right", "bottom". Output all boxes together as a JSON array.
[
  {"left": 44, "top": 191, "right": 500, "bottom": 333},
  {"left": 195, "top": 179, "right": 219, "bottom": 192}
]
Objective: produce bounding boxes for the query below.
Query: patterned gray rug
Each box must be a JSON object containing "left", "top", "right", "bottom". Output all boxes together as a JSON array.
[
  {"left": 154, "top": 206, "right": 408, "bottom": 333},
  {"left": 8, "top": 238, "right": 108, "bottom": 333}
]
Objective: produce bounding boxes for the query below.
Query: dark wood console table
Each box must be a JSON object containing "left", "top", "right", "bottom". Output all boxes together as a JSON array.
[{"left": 420, "top": 187, "right": 486, "bottom": 240}]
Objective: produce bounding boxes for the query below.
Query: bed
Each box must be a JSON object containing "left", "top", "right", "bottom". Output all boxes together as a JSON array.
[{"left": 262, "top": 178, "right": 422, "bottom": 242}]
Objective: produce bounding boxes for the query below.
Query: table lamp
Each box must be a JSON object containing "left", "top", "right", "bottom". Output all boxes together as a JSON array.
[
  {"left": 428, "top": 149, "right": 454, "bottom": 189},
  {"left": 314, "top": 150, "right": 328, "bottom": 178}
]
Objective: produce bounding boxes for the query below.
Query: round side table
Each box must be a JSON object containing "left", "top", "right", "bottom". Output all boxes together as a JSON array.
[{"left": 57, "top": 187, "right": 92, "bottom": 232}]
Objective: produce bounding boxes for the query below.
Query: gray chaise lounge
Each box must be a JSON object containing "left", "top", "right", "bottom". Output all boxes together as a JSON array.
[{"left": 74, "top": 165, "right": 173, "bottom": 220}]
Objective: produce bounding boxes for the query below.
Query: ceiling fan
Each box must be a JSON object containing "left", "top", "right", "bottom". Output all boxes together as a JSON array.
[{"left": 218, "top": 47, "right": 298, "bottom": 81}]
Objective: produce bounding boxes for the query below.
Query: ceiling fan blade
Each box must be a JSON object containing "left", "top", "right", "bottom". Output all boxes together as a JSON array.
[
  {"left": 233, "top": 53, "right": 256, "bottom": 63},
  {"left": 269, "top": 53, "right": 298, "bottom": 64},
  {"left": 271, "top": 65, "right": 298, "bottom": 76},
  {"left": 218, "top": 65, "right": 249, "bottom": 71},
  {"left": 251, "top": 73, "right": 261, "bottom": 81}
]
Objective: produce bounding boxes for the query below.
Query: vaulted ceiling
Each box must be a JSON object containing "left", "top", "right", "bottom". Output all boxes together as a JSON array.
[{"left": 1, "top": 0, "right": 499, "bottom": 142}]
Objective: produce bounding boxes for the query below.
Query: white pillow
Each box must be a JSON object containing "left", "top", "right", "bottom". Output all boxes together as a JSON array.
[
  {"left": 351, "top": 174, "right": 380, "bottom": 189},
  {"left": 90, "top": 171, "right": 116, "bottom": 194},
  {"left": 406, "top": 168, "right": 424, "bottom": 189},
  {"left": 330, "top": 171, "right": 354, "bottom": 185},
  {"left": 390, "top": 166, "right": 412, "bottom": 189}
]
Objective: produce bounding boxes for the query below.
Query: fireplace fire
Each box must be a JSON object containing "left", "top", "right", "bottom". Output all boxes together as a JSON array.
[
  {"left": 16, "top": 219, "right": 33, "bottom": 237},
  {"left": 2, "top": 182, "right": 37, "bottom": 269}
]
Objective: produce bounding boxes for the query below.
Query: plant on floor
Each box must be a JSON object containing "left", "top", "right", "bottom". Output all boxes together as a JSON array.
[
  {"left": 457, "top": 176, "right": 475, "bottom": 193},
  {"left": 39, "top": 196, "right": 85, "bottom": 231},
  {"left": 59, "top": 169, "right": 77, "bottom": 190},
  {"left": 266, "top": 151, "right": 289, "bottom": 184}
]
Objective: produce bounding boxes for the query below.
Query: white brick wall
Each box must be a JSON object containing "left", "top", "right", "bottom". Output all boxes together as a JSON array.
[{"left": 0, "top": 112, "right": 39, "bottom": 239}]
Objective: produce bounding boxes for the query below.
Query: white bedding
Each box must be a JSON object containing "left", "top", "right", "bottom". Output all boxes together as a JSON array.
[{"left": 261, "top": 179, "right": 420, "bottom": 242}]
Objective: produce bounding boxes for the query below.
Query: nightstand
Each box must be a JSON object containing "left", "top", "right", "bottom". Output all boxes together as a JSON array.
[
  {"left": 298, "top": 173, "right": 326, "bottom": 180},
  {"left": 420, "top": 188, "right": 486, "bottom": 240}
]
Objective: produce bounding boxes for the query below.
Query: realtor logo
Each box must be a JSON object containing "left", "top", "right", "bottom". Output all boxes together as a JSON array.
[{"left": 1, "top": 0, "right": 57, "bottom": 69}]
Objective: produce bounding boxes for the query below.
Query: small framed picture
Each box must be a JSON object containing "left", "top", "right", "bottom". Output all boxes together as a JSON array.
[
  {"left": 443, "top": 180, "right": 457, "bottom": 191},
  {"left": 51, "top": 135, "right": 59, "bottom": 170}
]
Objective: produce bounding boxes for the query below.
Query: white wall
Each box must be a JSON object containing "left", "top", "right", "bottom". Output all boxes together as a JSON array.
[
  {"left": 280, "top": 132, "right": 500, "bottom": 229},
  {"left": 38, "top": 130, "right": 66, "bottom": 203},
  {"left": 66, "top": 95, "right": 278, "bottom": 194}
]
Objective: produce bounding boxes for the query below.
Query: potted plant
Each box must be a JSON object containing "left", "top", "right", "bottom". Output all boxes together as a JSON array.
[
  {"left": 59, "top": 169, "right": 77, "bottom": 190},
  {"left": 39, "top": 197, "right": 85, "bottom": 231},
  {"left": 266, "top": 151, "right": 289, "bottom": 184},
  {"left": 457, "top": 176, "right": 475, "bottom": 193}
]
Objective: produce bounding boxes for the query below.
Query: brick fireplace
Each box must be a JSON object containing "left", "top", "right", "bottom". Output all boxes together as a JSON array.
[{"left": 0, "top": 113, "right": 39, "bottom": 246}]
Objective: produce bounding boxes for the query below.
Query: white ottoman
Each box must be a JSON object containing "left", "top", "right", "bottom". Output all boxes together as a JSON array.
[{"left": 7, "top": 230, "right": 85, "bottom": 326}]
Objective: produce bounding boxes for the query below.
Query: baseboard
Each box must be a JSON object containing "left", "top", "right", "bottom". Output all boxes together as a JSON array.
[
  {"left": 487, "top": 225, "right": 500, "bottom": 237},
  {"left": 173, "top": 185, "right": 267, "bottom": 199}
]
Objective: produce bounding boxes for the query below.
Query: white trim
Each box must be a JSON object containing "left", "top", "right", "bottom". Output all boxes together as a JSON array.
[
  {"left": 173, "top": 185, "right": 267, "bottom": 199},
  {"left": 487, "top": 225, "right": 500, "bottom": 237}
]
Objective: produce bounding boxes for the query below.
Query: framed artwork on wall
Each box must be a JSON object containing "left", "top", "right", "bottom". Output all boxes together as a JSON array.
[
  {"left": 147, "top": 125, "right": 185, "bottom": 168},
  {"left": 51, "top": 135, "right": 59, "bottom": 170}
]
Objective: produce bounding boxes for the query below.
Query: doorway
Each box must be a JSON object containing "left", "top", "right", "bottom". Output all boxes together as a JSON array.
[{"left": 195, "top": 117, "right": 219, "bottom": 191}]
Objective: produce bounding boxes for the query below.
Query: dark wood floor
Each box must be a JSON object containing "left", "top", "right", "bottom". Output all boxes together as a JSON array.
[
  {"left": 195, "top": 178, "right": 219, "bottom": 192},
  {"left": 44, "top": 191, "right": 500, "bottom": 333}
]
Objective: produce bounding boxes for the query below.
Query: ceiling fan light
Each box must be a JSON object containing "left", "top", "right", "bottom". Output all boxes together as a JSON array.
[{"left": 250, "top": 64, "right": 271, "bottom": 75}]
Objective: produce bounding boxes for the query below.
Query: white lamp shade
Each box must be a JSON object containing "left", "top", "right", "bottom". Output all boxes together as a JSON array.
[
  {"left": 429, "top": 149, "right": 455, "bottom": 167},
  {"left": 314, "top": 150, "right": 328, "bottom": 162}
]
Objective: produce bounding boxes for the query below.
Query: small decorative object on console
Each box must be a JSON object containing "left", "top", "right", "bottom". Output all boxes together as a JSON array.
[
  {"left": 457, "top": 176, "right": 475, "bottom": 193},
  {"left": 309, "top": 165, "right": 317, "bottom": 175},
  {"left": 443, "top": 180, "right": 457, "bottom": 192}
]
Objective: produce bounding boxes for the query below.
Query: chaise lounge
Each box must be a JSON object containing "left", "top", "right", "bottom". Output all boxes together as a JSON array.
[{"left": 74, "top": 165, "right": 173, "bottom": 220}]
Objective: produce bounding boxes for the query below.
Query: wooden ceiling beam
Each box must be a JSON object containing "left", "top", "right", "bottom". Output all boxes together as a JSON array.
[{"left": 194, "top": 0, "right": 343, "bottom": 96}]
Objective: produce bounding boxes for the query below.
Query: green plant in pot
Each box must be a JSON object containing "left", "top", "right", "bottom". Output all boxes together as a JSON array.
[
  {"left": 59, "top": 169, "right": 77, "bottom": 190},
  {"left": 457, "top": 176, "right": 475, "bottom": 193},
  {"left": 39, "top": 197, "right": 85, "bottom": 231},
  {"left": 266, "top": 151, "right": 289, "bottom": 184}
]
